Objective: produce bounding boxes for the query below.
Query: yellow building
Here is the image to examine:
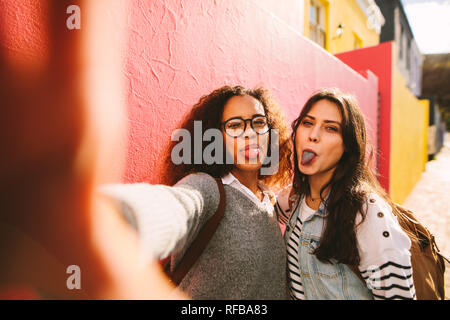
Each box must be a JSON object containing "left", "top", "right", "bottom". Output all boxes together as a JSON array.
[
  {"left": 391, "top": 58, "right": 429, "bottom": 204},
  {"left": 303, "top": 0, "right": 385, "bottom": 54}
]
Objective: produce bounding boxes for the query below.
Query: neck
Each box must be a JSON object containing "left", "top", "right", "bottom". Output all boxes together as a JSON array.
[
  {"left": 230, "top": 168, "right": 260, "bottom": 195},
  {"left": 308, "top": 169, "right": 334, "bottom": 200}
]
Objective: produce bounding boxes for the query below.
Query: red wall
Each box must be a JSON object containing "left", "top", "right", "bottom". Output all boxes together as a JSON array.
[
  {"left": 0, "top": 0, "right": 50, "bottom": 73},
  {"left": 336, "top": 42, "right": 393, "bottom": 192},
  {"left": 0, "top": 0, "right": 380, "bottom": 185},
  {"left": 124, "top": 0, "right": 379, "bottom": 184}
]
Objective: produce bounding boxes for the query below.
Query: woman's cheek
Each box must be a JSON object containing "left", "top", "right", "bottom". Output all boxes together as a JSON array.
[
  {"left": 260, "top": 134, "right": 269, "bottom": 160},
  {"left": 224, "top": 136, "right": 238, "bottom": 163},
  {"left": 329, "top": 143, "right": 345, "bottom": 166}
]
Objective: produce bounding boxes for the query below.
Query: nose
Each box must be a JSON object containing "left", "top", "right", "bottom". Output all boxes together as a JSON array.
[
  {"left": 242, "top": 119, "right": 256, "bottom": 138},
  {"left": 308, "top": 126, "right": 319, "bottom": 143}
]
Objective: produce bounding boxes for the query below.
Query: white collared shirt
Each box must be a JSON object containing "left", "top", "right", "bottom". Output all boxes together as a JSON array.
[{"left": 221, "top": 173, "right": 276, "bottom": 215}]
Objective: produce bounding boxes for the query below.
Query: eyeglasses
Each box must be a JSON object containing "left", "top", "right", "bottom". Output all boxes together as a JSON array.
[{"left": 221, "top": 115, "right": 270, "bottom": 138}]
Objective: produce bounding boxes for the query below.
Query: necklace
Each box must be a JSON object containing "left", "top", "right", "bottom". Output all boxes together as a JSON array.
[{"left": 306, "top": 194, "right": 321, "bottom": 210}]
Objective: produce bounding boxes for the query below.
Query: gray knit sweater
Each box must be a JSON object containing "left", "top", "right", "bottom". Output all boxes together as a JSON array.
[{"left": 99, "top": 172, "right": 287, "bottom": 300}]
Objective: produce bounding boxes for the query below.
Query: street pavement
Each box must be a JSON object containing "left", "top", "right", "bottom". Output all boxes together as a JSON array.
[{"left": 403, "top": 132, "right": 450, "bottom": 300}]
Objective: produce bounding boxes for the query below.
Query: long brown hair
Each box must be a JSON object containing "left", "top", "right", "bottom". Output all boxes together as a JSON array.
[
  {"left": 291, "top": 88, "right": 404, "bottom": 266},
  {"left": 160, "top": 85, "right": 292, "bottom": 191}
]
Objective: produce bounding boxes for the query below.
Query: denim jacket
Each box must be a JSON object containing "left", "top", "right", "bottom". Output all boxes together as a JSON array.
[{"left": 282, "top": 193, "right": 373, "bottom": 300}]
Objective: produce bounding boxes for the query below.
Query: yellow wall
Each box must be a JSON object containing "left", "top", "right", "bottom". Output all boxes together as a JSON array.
[
  {"left": 304, "top": 0, "right": 380, "bottom": 53},
  {"left": 390, "top": 67, "right": 429, "bottom": 204},
  {"left": 419, "top": 99, "right": 429, "bottom": 169}
]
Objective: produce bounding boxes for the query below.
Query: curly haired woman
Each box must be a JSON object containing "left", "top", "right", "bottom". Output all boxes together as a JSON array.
[{"left": 100, "top": 85, "right": 292, "bottom": 299}]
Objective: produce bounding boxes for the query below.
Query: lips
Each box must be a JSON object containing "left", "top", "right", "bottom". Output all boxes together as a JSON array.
[
  {"left": 301, "top": 149, "right": 317, "bottom": 165},
  {"left": 241, "top": 144, "right": 261, "bottom": 159}
]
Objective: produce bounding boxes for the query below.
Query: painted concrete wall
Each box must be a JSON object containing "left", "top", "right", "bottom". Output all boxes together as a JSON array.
[
  {"left": 124, "top": 0, "right": 380, "bottom": 184},
  {"left": 303, "top": 0, "right": 380, "bottom": 53},
  {"left": 336, "top": 42, "right": 428, "bottom": 203},
  {"left": 376, "top": 0, "right": 423, "bottom": 97},
  {"left": 327, "top": 0, "right": 380, "bottom": 53},
  {"left": 0, "top": 0, "right": 50, "bottom": 72},
  {"left": 336, "top": 42, "right": 393, "bottom": 192},
  {"left": 420, "top": 100, "right": 430, "bottom": 163},
  {"left": 390, "top": 67, "right": 428, "bottom": 203},
  {"left": 0, "top": 0, "right": 380, "bottom": 187}
]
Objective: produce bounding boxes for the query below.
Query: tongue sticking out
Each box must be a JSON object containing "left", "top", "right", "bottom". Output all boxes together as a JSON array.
[
  {"left": 245, "top": 147, "right": 260, "bottom": 159},
  {"left": 301, "top": 150, "right": 316, "bottom": 165}
]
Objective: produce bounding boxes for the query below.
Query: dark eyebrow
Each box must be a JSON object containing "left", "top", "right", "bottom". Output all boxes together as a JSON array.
[
  {"left": 222, "top": 113, "right": 266, "bottom": 122},
  {"left": 304, "top": 115, "right": 341, "bottom": 126},
  {"left": 251, "top": 113, "right": 266, "bottom": 118},
  {"left": 324, "top": 120, "right": 341, "bottom": 126}
]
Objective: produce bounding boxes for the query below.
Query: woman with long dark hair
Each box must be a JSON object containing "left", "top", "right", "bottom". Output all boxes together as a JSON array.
[
  {"left": 277, "top": 88, "right": 416, "bottom": 300},
  {"left": 100, "top": 85, "right": 292, "bottom": 299}
]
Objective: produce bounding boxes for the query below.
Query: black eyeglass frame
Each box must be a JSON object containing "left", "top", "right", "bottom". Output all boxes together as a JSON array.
[{"left": 220, "top": 114, "right": 270, "bottom": 138}]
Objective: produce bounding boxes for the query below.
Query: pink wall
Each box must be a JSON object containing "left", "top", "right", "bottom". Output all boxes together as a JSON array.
[
  {"left": 124, "top": 0, "right": 379, "bottom": 184},
  {"left": 336, "top": 42, "right": 393, "bottom": 192},
  {"left": 0, "top": 0, "right": 50, "bottom": 73},
  {"left": 0, "top": 0, "right": 380, "bottom": 185}
]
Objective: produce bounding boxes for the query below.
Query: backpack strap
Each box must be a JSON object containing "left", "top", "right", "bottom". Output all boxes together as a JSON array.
[{"left": 167, "top": 177, "right": 226, "bottom": 285}]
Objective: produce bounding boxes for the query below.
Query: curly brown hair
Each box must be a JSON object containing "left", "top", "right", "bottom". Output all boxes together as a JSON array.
[{"left": 159, "top": 85, "right": 292, "bottom": 191}]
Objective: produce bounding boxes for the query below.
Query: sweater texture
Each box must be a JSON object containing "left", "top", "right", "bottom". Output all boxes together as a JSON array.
[{"left": 99, "top": 172, "right": 288, "bottom": 300}]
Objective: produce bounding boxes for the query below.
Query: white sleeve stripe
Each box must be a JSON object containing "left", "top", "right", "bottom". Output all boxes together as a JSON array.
[
  {"left": 290, "top": 278, "right": 303, "bottom": 286},
  {"left": 287, "top": 251, "right": 298, "bottom": 261},
  {"left": 289, "top": 272, "right": 302, "bottom": 281},
  {"left": 372, "top": 282, "right": 414, "bottom": 292},
  {"left": 287, "top": 242, "right": 299, "bottom": 252},
  {"left": 362, "top": 271, "right": 413, "bottom": 281},
  {"left": 372, "top": 292, "right": 415, "bottom": 300},
  {"left": 291, "top": 229, "right": 301, "bottom": 239},
  {"left": 361, "top": 261, "right": 412, "bottom": 274},
  {"left": 287, "top": 257, "right": 299, "bottom": 267}
]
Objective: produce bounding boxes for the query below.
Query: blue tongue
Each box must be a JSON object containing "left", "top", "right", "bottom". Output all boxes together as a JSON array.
[{"left": 301, "top": 151, "right": 315, "bottom": 165}]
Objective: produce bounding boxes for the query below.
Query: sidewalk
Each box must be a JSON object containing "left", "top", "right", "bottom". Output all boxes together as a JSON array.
[{"left": 403, "top": 132, "right": 450, "bottom": 300}]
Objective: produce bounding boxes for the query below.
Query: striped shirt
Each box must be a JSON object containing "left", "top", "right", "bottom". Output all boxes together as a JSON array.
[
  {"left": 283, "top": 197, "right": 314, "bottom": 299},
  {"left": 277, "top": 193, "right": 416, "bottom": 300}
]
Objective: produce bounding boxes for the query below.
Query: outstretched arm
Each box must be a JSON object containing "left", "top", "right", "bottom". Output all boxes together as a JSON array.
[{"left": 98, "top": 173, "right": 221, "bottom": 263}]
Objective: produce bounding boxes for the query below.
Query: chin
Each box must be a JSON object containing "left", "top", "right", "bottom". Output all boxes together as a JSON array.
[
  {"left": 234, "top": 161, "right": 263, "bottom": 172},
  {"left": 298, "top": 164, "right": 317, "bottom": 176},
  {"left": 299, "top": 169, "right": 315, "bottom": 176}
]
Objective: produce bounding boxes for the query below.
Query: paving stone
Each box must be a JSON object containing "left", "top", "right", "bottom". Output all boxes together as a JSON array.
[{"left": 403, "top": 132, "right": 450, "bottom": 300}]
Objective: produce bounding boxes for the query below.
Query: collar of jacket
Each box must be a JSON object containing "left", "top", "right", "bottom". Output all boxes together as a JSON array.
[{"left": 288, "top": 189, "right": 330, "bottom": 218}]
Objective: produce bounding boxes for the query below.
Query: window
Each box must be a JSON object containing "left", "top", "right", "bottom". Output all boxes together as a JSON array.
[
  {"left": 309, "top": 4, "right": 317, "bottom": 24},
  {"left": 309, "top": 0, "right": 326, "bottom": 48}
]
